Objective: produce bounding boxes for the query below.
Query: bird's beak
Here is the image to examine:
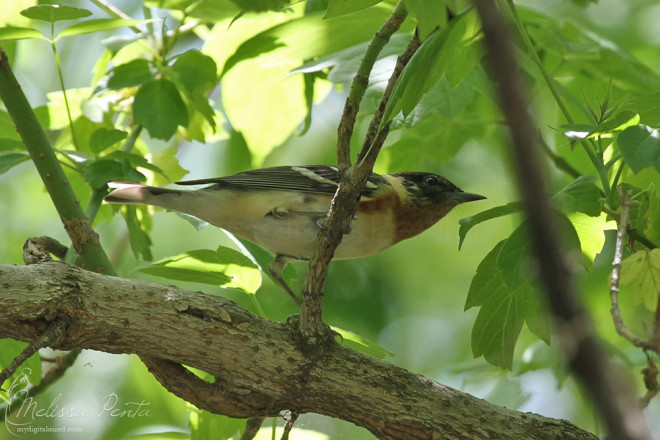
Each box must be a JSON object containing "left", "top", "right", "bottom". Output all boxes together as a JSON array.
[{"left": 453, "top": 191, "right": 486, "bottom": 204}]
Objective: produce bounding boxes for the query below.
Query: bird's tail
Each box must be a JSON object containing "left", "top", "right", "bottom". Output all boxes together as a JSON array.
[{"left": 104, "top": 182, "right": 184, "bottom": 207}]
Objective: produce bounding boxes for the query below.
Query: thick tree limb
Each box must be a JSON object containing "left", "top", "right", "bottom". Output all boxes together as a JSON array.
[
  {"left": 0, "top": 262, "right": 597, "bottom": 440},
  {"left": 472, "top": 1, "right": 651, "bottom": 439}
]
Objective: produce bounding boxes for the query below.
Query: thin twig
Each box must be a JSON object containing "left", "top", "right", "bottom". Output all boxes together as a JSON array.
[
  {"left": 0, "top": 349, "right": 80, "bottom": 421},
  {"left": 357, "top": 30, "right": 421, "bottom": 166},
  {"left": 300, "top": 1, "right": 409, "bottom": 337},
  {"left": 610, "top": 188, "right": 650, "bottom": 349},
  {"left": 602, "top": 206, "right": 658, "bottom": 250},
  {"left": 280, "top": 412, "right": 298, "bottom": 440},
  {"left": 335, "top": 0, "right": 408, "bottom": 169},
  {"left": 23, "top": 236, "right": 69, "bottom": 264},
  {"left": 0, "top": 322, "right": 66, "bottom": 389}
]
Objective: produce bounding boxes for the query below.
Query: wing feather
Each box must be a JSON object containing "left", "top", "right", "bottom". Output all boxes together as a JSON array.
[{"left": 177, "top": 165, "right": 389, "bottom": 197}]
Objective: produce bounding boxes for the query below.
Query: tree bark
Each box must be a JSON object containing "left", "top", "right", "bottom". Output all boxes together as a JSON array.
[{"left": 0, "top": 262, "right": 597, "bottom": 440}]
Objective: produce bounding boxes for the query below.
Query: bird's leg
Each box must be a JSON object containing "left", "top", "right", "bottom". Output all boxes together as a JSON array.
[{"left": 268, "top": 254, "right": 301, "bottom": 307}]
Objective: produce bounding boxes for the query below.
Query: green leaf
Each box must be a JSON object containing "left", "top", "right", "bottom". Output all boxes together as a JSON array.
[
  {"left": 567, "top": 212, "right": 608, "bottom": 264},
  {"left": 20, "top": 5, "right": 92, "bottom": 23},
  {"left": 465, "top": 241, "right": 505, "bottom": 311},
  {"left": 229, "top": 0, "right": 300, "bottom": 12},
  {"left": 561, "top": 112, "right": 640, "bottom": 141},
  {"left": 150, "top": 148, "right": 189, "bottom": 185},
  {"left": 621, "top": 249, "right": 660, "bottom": 311},
  {"left": 467, "top": 241, "right": 526, "bottom": 369},
  {"left": 123, "top": 206, "right": 153, "bottom": 261},
  {"left": 292, "top": 33, "right": 410, "bottom": 81},
  {"left": 458, "top": 202, "right": 525, "bottom": 250},
  {"left": 553, "top": 175, "right": 602, "bottom": 217},
  {"left": 221, "top": 7, "right": 412, "bottom": 76},
  {"left": 593, "top": 111, "right": 639, "bottom": 138},
  {"left": 331, "top": 326, "right": 394, "bottom": 359},
  {"left": 0, "top": 110, "right": 21, "bottom": 141},
  {"left": 523, "top": 284, "right": 551, "bottom": 345},
  {"left": 497, "top": 221, "right": 534, "bottom": 290},
  {"left": 0, "top": 26, "right": 43, "bottom": 41},
  {"left": 140, "top": 247, "right": 261, "bottom": 293},
  {"left": 0, "top": 139, "right": 25, "bottom": 151},
  {"left": 89, "top": 128, "right": 128, "bottom": 154},
  {"left": 624, "top": 91, "right": 660, "bottom": 126},
  {"left": 405, "top": 0, "right": 448, "bottom": 40},
  {"left": 383, "top": 113, "right": 478, "bottom": 172},
  {"left": 171, "top": 50, "right": 218, "bottom": 95},
  {"left": 209, "top": 7, "right": 406, "bottom": 163},
  {"left": 169, "top": 50, "right": 219, "bottom": 135},
  {"left": 467, "top": 213, "right": 579, "bottom": 368},
  {"left": 83, "top": 158, "right": 146, "bottom": 189},
  {"left": 569, "top": 0, "right": 598, "bottom": 6},
  {"left": 58, "top": 18, "right": 159, "bottom": 39},
  {"left": 190, "top": 408, "right": 244, "bottom": 440},
  {"left": 105, "top": 151, "right": 165, "bottom": 175},
  {"left": 0, "top": 152, "right": 30, "bottom": 175},
  {"left": 145, "top": 0, "right": 197, "bottom": 10},
  {"left": 133, "top": 79, "right": 189, "bottom": 140},
  {"left": 324, "top": 0, "right": 383, "bottom": 18},
  {"left": 223, "top": 230, "right": 298, "bottom": 292},
  {"left": 107, "top": 59, "right": 154, "bottom": 90},
  {"left": 382, "top": 9, "right": 482, "bottom": 122},
  {"left": 617, "top": 125, "right": 660, "bottom": 174},
  {"left": 216, "top": 246, "right": 262, "bottom": 293}
]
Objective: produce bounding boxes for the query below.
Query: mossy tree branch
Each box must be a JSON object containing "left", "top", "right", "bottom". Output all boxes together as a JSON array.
[{"left": 0, "top": 262, "right": 599, "bottom": 440}]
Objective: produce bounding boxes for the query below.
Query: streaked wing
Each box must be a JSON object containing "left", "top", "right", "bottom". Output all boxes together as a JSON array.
[{"left": 177, "top": 165, "right": 388, "bottom": 197}]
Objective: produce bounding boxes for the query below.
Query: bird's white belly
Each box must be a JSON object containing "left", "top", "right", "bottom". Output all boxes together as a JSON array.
[
  {"left": 243, "top": 212, "right": 395, "bottom": 260},
  {"left": 194, "top": 188, "right": 396, "bottom": 260}
]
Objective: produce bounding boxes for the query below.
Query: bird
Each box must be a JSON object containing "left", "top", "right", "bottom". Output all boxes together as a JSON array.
[{"left": 104, "top": 165, "right": 485, "bottom": 304}]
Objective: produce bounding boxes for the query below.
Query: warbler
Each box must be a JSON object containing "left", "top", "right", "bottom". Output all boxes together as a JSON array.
[{"left": 104, "top": 165, "right": 485, "bottom": 303}]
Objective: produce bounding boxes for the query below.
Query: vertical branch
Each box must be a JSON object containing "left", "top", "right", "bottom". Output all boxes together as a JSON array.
[
  {"left": 0, "top": 47, "right": 115, "bottom": 275},
  {"left": 471, "top": 1, "right": 651, "bottom": 439},
  {"left": 356, "top": 31, "right": 421, "bottom": 169},
  {"left": 335, "top": 0, "right": 408, "bottom": 170},
  {"left": 300, "top": 2, "right": 409, "bottom": 337},
  {"left": 610, "top": 189, "right": 649, "bottom": 348}
]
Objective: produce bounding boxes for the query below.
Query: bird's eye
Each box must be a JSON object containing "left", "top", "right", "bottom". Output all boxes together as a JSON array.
[{"left": 424, "top": 175, "right": 439, "bottom": 186}]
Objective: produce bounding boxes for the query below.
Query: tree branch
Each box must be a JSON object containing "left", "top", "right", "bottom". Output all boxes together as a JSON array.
[
  {"left": 472, "top": 1, "right": 651, "bottom": 439},
  {"left": 0, "top": 262, "right": 598, "bottom": 440},
  {"left": 610, "top": 189, "right": 651, "bottom": 349},
  {"left": 300, "top": 1, "right": 410, "bottom": 337},
  {"left": 0, "top": 47, "right": 114, "bottom": 275}
]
